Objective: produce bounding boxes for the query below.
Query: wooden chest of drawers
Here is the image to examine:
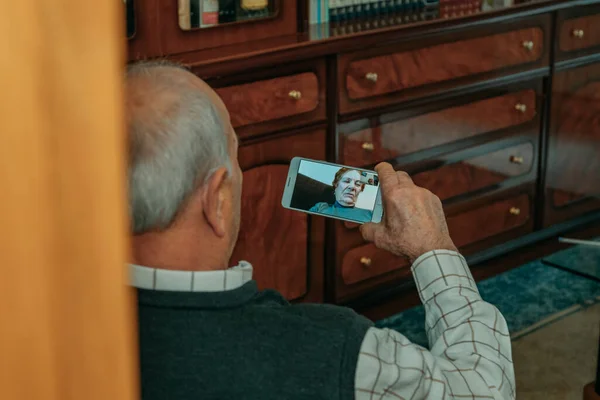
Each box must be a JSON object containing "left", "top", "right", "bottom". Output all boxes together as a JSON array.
[
  {"left": 129, "top": 0, "right": 600, "bottom": 312},
  {"left": 334, "top": 75, "right": 542, "bottom": 300}
]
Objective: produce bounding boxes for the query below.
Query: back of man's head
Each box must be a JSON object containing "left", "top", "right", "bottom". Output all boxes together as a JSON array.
[{"left": 125, "top": 61, "right": 230, "bottom": 235}]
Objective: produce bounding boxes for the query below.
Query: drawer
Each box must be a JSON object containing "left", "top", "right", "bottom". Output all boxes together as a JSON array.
[
  {"left": 340, "top": 89, "right": 537, "bottom": 167},
  {"left": 338, "top": 15, "right": 549, "bottom": 114},
  {"left": 210, "top": 60, "right": 327, "bottom": 138},
  {"left": 412, "top": 141, "right": 535, "bottom": 203},
  {"left": 337, "top": 192, "right": 531, "bottom": 294},
  {"left": 217, "top": 73, "right": 320, "bottom": 129},
  {"left": 448, "top": 193, "right": 531, "bottom": 249},
  {"left": 559, "top": 12, "right": 600, "bottom": 54},
  {"left": 341, "top": 244, "right": 409, "bottom": 286}
]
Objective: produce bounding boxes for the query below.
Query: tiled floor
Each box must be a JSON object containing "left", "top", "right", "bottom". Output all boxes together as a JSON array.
[{"left": 513, "top": 302, "right": 600, "bottom": 399}]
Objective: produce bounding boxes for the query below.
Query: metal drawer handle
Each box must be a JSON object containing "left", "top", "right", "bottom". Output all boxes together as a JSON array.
[
  {"left": 515, "top": 103, "right": 527, "bottom": 113},
  {"left": 509, "top": 155, "right": 524, "bottom": 164},
  {"left": 288, "top": 90, "right": 302, "bottom": 100},
  {"left": 509, "top": 207, "right": 521, "bottom": 216},
  {"left": 360, "top": 257, "right": 372, "bottom": 267},
  {"left": 361, "top": 142, "right": 375, "bottom": 151},
  {"left": 365, "top": 72, "right": 378, "bottom": 83},
  {"left": 573, "top": 29, "right": 585, "bottom": 39},
  {"left": 522, "top": 41, "right": 534, "bottom": 51}
]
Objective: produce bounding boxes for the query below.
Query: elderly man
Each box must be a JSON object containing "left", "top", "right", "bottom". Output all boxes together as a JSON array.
[{"left": 126, "top": 61, "right": 515, "bottom": 400}]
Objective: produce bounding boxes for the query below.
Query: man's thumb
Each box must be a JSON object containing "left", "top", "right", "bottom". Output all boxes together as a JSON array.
[{"left": 360, "top": 223, "right": 379, "bottom": 243}]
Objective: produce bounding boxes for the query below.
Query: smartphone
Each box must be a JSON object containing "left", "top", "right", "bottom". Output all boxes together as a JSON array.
[{"left": 281, "top": 157, "right": 383, "bottom": 224}]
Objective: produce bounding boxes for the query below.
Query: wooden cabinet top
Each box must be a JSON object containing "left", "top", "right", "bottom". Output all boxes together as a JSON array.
[{"left": 128, "top": 0, "right": 600, "bottom": 76}]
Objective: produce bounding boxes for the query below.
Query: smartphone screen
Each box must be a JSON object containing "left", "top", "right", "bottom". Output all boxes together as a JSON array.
[{"left": 288, "top": 159, "right": 380, "bottom": 224}]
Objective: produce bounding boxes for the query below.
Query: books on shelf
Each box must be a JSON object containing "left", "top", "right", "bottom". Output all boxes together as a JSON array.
[
  {"left": 439, "top": 0, "right": 483, "bottom": 18},
  {"left": 329, "top": 6, "right": 439, "bottom": 36},
  {"left": 310, "top": 0, "right": 440, "bottom": 25},
  {"left": 310, "top": 0, "right": 330, "bottom": 25}
]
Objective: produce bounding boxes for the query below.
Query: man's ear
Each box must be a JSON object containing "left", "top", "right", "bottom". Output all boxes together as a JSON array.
[{"left": 203, "top": 167, "right": 230, "bottom": 238}]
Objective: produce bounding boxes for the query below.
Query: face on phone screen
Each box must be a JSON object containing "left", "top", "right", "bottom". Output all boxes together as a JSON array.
[{"left": 289, "top": 160, "right": 380, "bottom": 223}]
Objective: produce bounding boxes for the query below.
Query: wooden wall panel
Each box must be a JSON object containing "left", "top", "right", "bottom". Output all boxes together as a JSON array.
[{"left": 0, "top": 2, "right": 138, "bottom": 400}]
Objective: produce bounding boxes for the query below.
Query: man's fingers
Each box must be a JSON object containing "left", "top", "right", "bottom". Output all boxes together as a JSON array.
[
  {"left": 395, "top": 170, "right": 414, "bottom": 188},
  {"left": 360, "top": 222, "right": 381, "bottom": 243},
  {"left": 374, "top": 163, "right": 399, "bottom": 192},
  {"left": 375, "top": 163, "right": 414, "bottom": 192}
]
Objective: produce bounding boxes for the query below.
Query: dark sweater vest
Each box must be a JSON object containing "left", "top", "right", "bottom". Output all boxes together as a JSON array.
[{"left": 137, "top": 281, "right": 373, "bottom": 400}]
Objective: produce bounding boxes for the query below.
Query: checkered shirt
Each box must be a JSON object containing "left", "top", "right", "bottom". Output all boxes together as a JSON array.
[{"left": 355, "top": 250, "right": 515, "bottom": 399}]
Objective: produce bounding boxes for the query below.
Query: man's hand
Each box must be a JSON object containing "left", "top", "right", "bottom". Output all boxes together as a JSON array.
[{"left": 361, "top": 163, "right": 458, "bottom": 263}]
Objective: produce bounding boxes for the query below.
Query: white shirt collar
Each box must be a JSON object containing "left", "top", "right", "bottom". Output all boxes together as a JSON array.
[{"left": 129, "top": 261, "right": 253, "bottom": 292}]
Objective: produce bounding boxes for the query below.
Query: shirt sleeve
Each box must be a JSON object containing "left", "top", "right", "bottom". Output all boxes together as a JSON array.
[{"left": 354, "top": 250, "right": 515, "bottom": 400}]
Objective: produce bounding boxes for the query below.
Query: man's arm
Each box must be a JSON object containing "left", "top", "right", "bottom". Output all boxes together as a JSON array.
[
  {"left": 355, "top": 250, "right": 514, "bottom": 399},
  {"left": 355, "top": 163, "right": 515, "bottom": 400}
]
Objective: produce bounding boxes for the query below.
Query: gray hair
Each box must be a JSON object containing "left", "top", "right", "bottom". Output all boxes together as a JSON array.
[{"left": 126, "top": 61, "right": 230, "bottom": 234}]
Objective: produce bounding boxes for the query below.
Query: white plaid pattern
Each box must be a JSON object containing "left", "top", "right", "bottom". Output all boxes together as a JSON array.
[
  {"left": 356, "top": 250, "right": 515, "bottom": 399},
  {"left": 129, "top": 261, "right": 253, "bottom": 292}
]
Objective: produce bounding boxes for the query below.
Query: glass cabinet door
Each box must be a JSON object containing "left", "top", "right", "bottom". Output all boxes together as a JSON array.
[
  {"left": 544, "top": 61, "right": 600, "bottom": 226},
  {"left": 178, "top": 0, "right": 278, "bottom": 30}
]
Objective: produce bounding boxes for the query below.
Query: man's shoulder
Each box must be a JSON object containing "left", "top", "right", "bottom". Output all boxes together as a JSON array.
[
  {"left": 309, "top": 202, "right": 329, "bottom": 212},
  {"left": 285, "top": 302, "right": 374, "bottom": 330},
  {"left": 252, "top": 289, "right": 372, "bottom": 327}
]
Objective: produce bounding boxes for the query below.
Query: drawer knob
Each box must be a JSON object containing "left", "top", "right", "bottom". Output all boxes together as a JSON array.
[
  {"left": 361, "top": 142, "right": 375, "bottom": 151},
  {"left": 288, "top": 90, "right": 302, "bottom": 100},
  {"left": 510, "top": 155, "right": 524, "bottom": 164},
  {"left": 515, "top": 103, "right": 527, "bottom": 113},
  {"left": 522, "top": 41, "right": 534, "bottom": 51},
  {"left": 509, "top": 207, "right": 521, "bottom": 216},
  {"left": 365, "top": 72, "right": 378, "bottom": 83},
  {"left": 573, "top": 29, "right": 585, "bottom": 39},
  {"left": 360, "top": 257, "right": 372, "bottom": 267}
]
